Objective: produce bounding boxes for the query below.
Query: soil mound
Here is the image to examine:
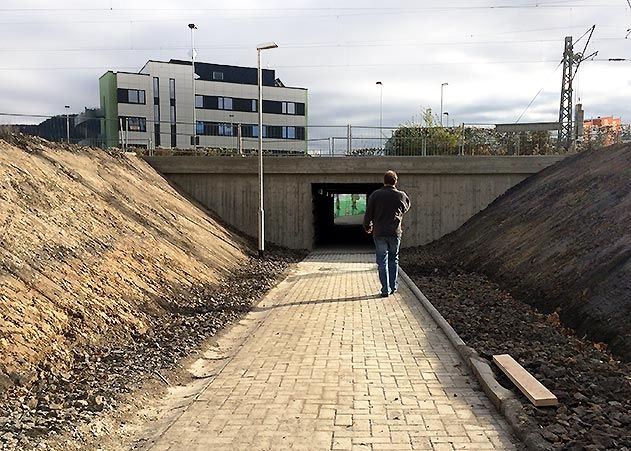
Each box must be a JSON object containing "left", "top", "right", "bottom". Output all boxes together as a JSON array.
[
  {"left": 430, "top": 144, "right": 631, "bottom": 361},
  {"left": 0, "top": 136, "right": 250, "bottom": 389}
]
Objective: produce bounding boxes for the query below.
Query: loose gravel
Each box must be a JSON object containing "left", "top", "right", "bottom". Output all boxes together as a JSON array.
[
  {"left": 403, "top": 245, "right": 631, "bottom": 451},
  {"left": 0, "top": 246, "right": 304, "bottom": 451}
]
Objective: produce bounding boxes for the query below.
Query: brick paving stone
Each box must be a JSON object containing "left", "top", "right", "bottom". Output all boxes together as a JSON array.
[{"left": 149, "top": 251, "right": 518, "bottom": 450}]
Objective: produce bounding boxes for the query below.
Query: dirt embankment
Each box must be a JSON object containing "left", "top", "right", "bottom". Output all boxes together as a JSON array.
[
  {"left": 0, "top": 136, "right": 251, "bottom": 389},
  {"left": 432, "top": 144, "right": 631, "bottom": 361}
]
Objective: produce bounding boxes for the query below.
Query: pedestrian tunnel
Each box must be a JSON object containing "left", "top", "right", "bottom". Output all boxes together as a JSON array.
[{"left": 312, "top": 183, "right": 382, "bottom": 248}]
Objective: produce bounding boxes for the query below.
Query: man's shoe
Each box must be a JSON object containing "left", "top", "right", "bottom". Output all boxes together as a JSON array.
[
  {"left": 390, "top": 289, "right": 397, "bottom": 295},
  {"left": 380, "top": 292, "right": 389, "bottom": 298}
]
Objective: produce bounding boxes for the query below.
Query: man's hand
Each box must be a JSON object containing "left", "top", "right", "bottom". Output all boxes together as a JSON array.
[{"left": 365, "top": 225, "right": 373, "bottom": 235}]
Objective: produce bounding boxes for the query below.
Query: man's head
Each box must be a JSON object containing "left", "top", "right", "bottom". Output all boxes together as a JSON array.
[{"left": 384, "top": 170, "right": 398, "bottom": 186}]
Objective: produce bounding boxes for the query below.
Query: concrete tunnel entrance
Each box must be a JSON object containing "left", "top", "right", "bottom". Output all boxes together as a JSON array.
[{"left": 312, "top": 183, "right": 383, "bottom": 248}]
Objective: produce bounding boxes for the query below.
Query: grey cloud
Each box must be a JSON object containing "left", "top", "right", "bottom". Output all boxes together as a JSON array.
[{"left": 1, "top": 0, "right": 629, "bottom": 127}]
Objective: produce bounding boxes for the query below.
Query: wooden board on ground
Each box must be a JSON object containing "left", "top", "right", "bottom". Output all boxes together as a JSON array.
[{"left": 493, "top": 354, "right": 558, "bottom": 407}]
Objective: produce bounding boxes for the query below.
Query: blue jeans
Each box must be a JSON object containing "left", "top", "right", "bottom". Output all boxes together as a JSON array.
[{"left": 373, "top": 236, "right": 401, "bottom": 295}]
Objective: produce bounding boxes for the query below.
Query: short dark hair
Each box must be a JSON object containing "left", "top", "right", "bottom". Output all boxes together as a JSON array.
[{"left": 384, "top": 170, "right": 398, "bottom": 186}]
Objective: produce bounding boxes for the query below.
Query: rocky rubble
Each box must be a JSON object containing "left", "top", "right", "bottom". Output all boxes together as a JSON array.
[
  {"left": 402, "top": 246, "right": 631, "bottom": 451},
  {"left": 0, "top": 245, "right": 303, "bottom": 450}
]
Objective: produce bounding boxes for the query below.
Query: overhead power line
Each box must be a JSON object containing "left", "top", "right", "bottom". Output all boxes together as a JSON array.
[
  {"left": 0, "top": 60, "right": 568, "bottom": 72},
  {"left": 0, "top": 36, "right": 626, "bottom": 53},
  {"left": 0, "top": 4, "right": 622, "bottom": 13},
  {"left": 515, "top": 61, "right": 565, "bottom": 123},
  {"left": 0, "top": 112, "right": 54, "bottom": 118}
]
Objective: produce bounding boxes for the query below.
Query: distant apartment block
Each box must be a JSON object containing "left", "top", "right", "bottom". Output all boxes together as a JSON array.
[
  {"left": 583, "top": 116, "right": 622, "bottom": 146},
  {"left": 99, "top": 60, "right": 308, "bottom": 151}
]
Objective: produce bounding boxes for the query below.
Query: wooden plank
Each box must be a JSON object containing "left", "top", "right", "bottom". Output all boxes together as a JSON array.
[{"left": 493, "top": 354, "right": 558, "bottom": 407}]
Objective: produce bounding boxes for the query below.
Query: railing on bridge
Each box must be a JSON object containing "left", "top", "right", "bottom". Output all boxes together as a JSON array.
[
  {"left": 3, "top": 114, "right": 630, "bottom": 157},
  {"left": 118, "top": 123, "right": 631, "bottom": 157}
]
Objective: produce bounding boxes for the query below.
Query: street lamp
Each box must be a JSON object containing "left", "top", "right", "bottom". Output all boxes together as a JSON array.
[
  {"left": 229, "top": 113, "right": 236, "bottom": 150},
  {"left": 376, "top": 81, "right": 383, "bottom": 146},
  {"left": 188, "top": 23, "right": 198, "bottom": 148},
  {"left": 443, "top": 112, "right": 450, "bottom": 127},
  {"left": 64, "top": 105, "right": 70, "bottom": 144},
  {"left": 257, "top": 41, "right": 278, "bottom": 258},
  {"left": 440, "top": 82, "right": 448, "bottom": 127}
]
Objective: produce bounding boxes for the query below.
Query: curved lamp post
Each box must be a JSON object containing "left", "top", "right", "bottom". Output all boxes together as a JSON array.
[{"left": 440, "top": 82, "right": 448, "bottom": 126}]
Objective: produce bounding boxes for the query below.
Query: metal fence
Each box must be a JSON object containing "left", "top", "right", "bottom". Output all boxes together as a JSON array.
[{"left": 3, "top": 112, "right": 629, "bottom": 157}]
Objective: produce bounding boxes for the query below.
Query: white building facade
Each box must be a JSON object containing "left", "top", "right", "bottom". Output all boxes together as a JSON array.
[{"left": 99, "top": 59, "right": 308, "bottom": 152}]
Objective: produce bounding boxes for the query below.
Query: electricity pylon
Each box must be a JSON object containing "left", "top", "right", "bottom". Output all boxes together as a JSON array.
[{"left": 558, "top": 25, "right": 598, "bottom": 151}]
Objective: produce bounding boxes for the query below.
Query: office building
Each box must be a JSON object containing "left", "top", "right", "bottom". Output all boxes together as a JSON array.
[{"left": 99, "top": 59, "right": 308, "bottom": 151}]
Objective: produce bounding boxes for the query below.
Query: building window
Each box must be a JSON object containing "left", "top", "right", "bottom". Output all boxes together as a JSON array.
[
  {"left": 169, "top": 84, "right": 176, "bottom": 148},
  {"left": 153, "top": 78, "right": 161, "bottom": 147},
  {"left": 117, "top": 88, "right": 146, "bottom": 105},
  {"left": 154, "top": 124, "right": 161, "bottom": 146},
  {"left": 282, "top": 126, "right": 296, "bottom": 139},
  {"left": 242, "top": 125, "right": 259, "bottom": 138},
  {"left": 218, "top": 97, "right": 233, "bottom": 110},
  {"left": 195, "top": 95, "right": 204, "bottom": 108},
  {"left": 213, "top": 71, "right": 224, "bottom": 80},
  {"left": 251, "top": 99, "right": 257, "bottom": 112},
  {"left": 282, "top": 102, "right": 296, "bottom": 115},
  {"left": 196, "top": 122, "right": 240, "bottom": 136},
  {"left": 153, "top": 78, "right": 160, "bottom": 106},
  {"left": 169, "top": 78, "right": 176, "bottom": 99},
  {"left": 119, "top": 116, "right": 147, "bottom": 132},
  {"left": 219, "top": 123, "right": 234, "bottom": 136}
]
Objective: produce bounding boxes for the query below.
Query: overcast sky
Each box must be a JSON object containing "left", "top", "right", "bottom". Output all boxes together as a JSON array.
[{"left": 1, "top": 0, "right": 630, "bottom": 126}]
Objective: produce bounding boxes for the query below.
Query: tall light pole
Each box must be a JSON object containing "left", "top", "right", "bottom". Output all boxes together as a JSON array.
[
  {"left": 257, "top": 42, "right": 278, "bottom": 258},
  {"left": 64, "top": 105, "right": 70, "bottom": 144},
  {"left": 440, "top": 82, "right": 448, "bottom": 126},
  {"left": 188, "top": 23, "right": 198, "bottom": 148},
  {"left": 376, "top": 81, "right": 383, "bottom": 128},
  {"left": 229, "top": 113, "right": 235, "bottom": 150}
]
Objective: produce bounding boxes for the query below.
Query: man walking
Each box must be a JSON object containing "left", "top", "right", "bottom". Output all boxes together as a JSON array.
[{"left": 363, "top": 170, "right": 411, "bottom": 297}]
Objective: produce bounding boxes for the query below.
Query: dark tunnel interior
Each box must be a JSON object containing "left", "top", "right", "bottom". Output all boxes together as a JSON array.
[{"left": 312, "top": 183, "right": 383, "bottom": 248}]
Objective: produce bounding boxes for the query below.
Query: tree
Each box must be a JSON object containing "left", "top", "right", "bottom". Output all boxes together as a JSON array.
[{"left": 384, "top": 108, "right": 462, "bottom": 156}]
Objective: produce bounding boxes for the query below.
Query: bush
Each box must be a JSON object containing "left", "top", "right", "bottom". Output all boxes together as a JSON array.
[{"left": 0, "top": 125, "right": 18, "bottom": 140}]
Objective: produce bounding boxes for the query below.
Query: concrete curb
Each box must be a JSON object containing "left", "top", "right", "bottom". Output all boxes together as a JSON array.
[{"left": 399, "top": 269, "right": 552, "bottom": 451}]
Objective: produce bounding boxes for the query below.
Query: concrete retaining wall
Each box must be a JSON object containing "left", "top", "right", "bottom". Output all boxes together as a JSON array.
[{"left": 144, "top": 156, "right": 565, "bottom": 250}]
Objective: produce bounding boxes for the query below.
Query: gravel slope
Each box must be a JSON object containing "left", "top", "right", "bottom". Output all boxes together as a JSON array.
[
  {"left": 402, "top": 247, "right": 631, "bottom": 451},
  {"left": 430, "top": 144, "right": 631, "bottom": 361}
]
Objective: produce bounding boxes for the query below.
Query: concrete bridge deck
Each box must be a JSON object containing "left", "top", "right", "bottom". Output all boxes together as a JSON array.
[{"left": 149, "top": 251, "right": 517, "bottom": 450}]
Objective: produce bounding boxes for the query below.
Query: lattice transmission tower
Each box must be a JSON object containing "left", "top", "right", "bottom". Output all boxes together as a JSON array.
[{"left": 557, "top": 26, "right": 597, "bottom": 151}]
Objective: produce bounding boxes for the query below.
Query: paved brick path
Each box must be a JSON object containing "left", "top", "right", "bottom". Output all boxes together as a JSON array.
[{"left": 151, "top": 251, "right": 517, "bottom": 450}]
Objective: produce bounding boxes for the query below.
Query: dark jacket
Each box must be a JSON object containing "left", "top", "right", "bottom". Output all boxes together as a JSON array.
[{"left": 363, "top": 185, "right": 411, "bottom": 237}]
